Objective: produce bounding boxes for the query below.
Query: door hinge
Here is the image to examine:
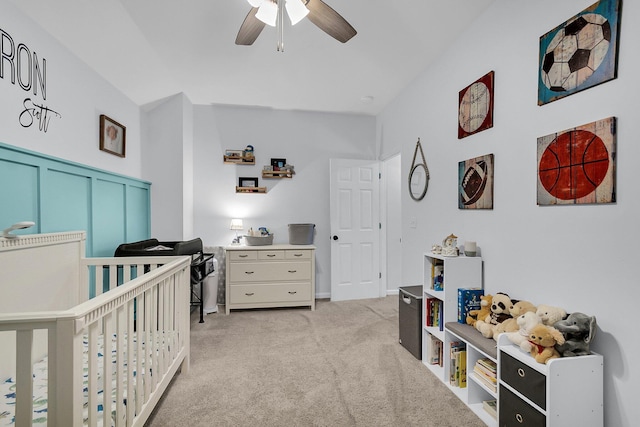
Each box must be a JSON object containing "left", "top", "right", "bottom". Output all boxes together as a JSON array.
[
  {"left": 378, "top": 172, "right": 381, "bottom": 179},
  {"left": 379, "top": 272, "right": 382, "bottom": 279},
  {"left": 379, "top": 222, "right": 381, "bottom": 229}
]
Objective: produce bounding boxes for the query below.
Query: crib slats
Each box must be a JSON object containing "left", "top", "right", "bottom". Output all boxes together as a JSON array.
[
  {"left": 15, "top": 330, "right": 34, "bottom": 426},
  {"left": 88, "top": 321, "right": 99, "bottom": 426}
]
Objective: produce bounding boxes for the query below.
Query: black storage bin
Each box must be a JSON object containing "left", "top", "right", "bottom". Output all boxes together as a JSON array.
[
  {"left": 114, "top": 238, "right": 203, "bottom": 257},
  {"left": 398, "top": 285, "right": 423, "bottom": 360}
]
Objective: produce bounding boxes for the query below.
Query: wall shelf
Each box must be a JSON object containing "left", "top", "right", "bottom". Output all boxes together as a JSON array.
[
  {"left": 262, "top": 170, "right": 295, "bottom": 179},
  {"left": 224, "top": 155, "right": 255, "bottom": 165},
  {"left": 236, "top": 186, "right": 266, "bottom": 194}
]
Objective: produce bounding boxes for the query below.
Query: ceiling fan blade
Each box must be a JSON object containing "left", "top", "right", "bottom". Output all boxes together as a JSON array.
[
  {"left": 235, "top": 7, "right": 266, "bottom": 45},
  {"left": 305, "top": 0, "right": 357, "bottom": 43}
]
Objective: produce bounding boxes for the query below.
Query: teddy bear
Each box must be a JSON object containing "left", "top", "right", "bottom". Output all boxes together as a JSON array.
[
  {"left": 536, "top": 304, "right": 567, "bottom": 326},
  {"left": 553, "top": 312, "right": 597, "bottom": 357},
  {"left": 528, "top": 324, "right": 565, "bottom": 364},
  {"left": 505, "top": 311, "right": 542, "bottom": 352},
  {"left": 466, "top": 294, "right": 492, "bottom": 327},
  {"left": 492, "top": 300, "right": 537, "bottom": 341},
  {"left": 475, "top": 292, "right": 514, "bottom": 339}
]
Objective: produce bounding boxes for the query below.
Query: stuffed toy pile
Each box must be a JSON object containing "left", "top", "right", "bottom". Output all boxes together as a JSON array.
[{"left": 470, "top": 294, "right": 597, "bottom": 364}]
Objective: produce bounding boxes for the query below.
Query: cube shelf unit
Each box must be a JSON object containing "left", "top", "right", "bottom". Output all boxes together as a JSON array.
[{"left": 421, "top": 253, "right": 492, "bottom": 424}]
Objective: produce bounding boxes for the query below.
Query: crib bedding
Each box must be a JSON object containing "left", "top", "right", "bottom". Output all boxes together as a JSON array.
[{"left": 0, "top": 332, "right": 173, "bottom": 426}]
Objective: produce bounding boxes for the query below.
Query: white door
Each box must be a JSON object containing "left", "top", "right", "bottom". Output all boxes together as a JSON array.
[{"left": 330, "top": 159, "right": 380, "bottom": 301}]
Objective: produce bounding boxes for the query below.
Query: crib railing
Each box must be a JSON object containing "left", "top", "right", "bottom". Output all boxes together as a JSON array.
[{"left": 0, "top": 255, "right": 191, "bottom": 427}]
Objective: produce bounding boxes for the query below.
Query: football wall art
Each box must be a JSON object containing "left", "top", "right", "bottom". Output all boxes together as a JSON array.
[
  {"left": 537, "top": 117, "right": 616, "bottom": 205},
  {"left": 458, "top": 71, "right": 494, "bottom": 139},
  {"left": 538, "top": 0, "right": 621, "bottom": 105},
  {"left": 458, "top": 153, "right": 494, "bottom": 210}
]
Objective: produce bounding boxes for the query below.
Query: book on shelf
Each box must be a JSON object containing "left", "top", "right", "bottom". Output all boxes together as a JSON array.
[
  {"left": 472, "top": 370, "right": 497, "bottom": 392},
  {"left": 425, "top": 298, "right": 443, "bottom": 329},
  {"left": 476, "top": 357, "right": 497, "bottom": 373},
  {"left": 449, "top": 341, "right": 466, "bottom": 387},
  {"left": 426, "top": 334, "right": 442, "bottom": 365},
  {"left": 433, "top": 263, "right": 444, "bottom": 291},
  {"left": 483, "top": 399, "right": 497, "bottom": 419},
  {"left": 457, "top": 288, "right": 484, "bottom": 324}
]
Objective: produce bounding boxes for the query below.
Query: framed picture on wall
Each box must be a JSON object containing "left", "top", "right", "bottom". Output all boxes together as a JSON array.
[
  {"left": 537, "top": 117, "right": 616, "bottom": 205},
  {"left": 458, "top": 154, "right": 494, "bottom": 209},
  {"left": 239, "top": 177, "right": 259, "bottom": 188},
  {"left": 458, "top": 71, "right": 494, "bottom": 139},
  {"left": 99, "top": 114, "right": 126, "bottom": 157},
  {"left": 538, "top": 0, "right": 621, "bottom": 105},
  {"left": 270, "top": 158, "right": 286, "bottom": 171}
]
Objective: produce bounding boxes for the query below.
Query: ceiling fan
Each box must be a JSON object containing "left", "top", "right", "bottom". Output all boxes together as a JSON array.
[{"left": 235, "top": 0, "right": 357, "bottom": 51}]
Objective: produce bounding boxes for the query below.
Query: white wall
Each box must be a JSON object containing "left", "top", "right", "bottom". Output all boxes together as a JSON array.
[
  {"left": 190, "top": 104, "right": 376, "bottom": 297},
  {"left": 377, "top": 0, "right": 638, "bottom": 425},
  {"left": 0, "top": 3, "right": 142, "bottom": 179}
]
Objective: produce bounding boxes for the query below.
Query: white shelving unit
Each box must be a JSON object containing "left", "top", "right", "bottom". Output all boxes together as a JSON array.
[
  {"left": 421, "top": 252, "right": 491, "bottom": 423},
  {"left": 497, "top": 334, "right": 603, "bottom": 426}
]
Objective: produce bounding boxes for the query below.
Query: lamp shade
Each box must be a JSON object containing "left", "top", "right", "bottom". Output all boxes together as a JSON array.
[
  {"left": 285, "top": 0, "right": 309, "bottom": 25},
  {"left": 230, "top": 219, "right": 244, "bottom": 231},
  {"left": 247, "top": 0, "right": 264, "bottom": 7},
  {"left": 255, "top": 0, "right": 277, "bottom": 26}
]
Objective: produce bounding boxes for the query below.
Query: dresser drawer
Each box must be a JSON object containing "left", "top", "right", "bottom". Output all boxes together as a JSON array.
[
  {"left": 229, "top": 283, "right": 311, "bottom": 304},
  {"left": 500, "top": 352, "right": 546, "bottom": 410},
  {"left": 229, "top": 261, "right": 311, "bottom": 282},
  {"left": 228, "top": 251, "right": 258, "bottom": 261},
  {"left": 258, "top": 250, "right": 285, "bottom": 260},
  {"left": 499, "top": 384, "right": 546, "bottom": 426},
  {"left": 286, "top": 249, "right": 311, "bottom": 260}
]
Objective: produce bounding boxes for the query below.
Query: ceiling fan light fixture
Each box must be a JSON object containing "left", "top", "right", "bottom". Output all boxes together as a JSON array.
[
  {"left": 256, "top": 0, "right": 277, "bottom": 26},
  {"left": 285, "top": 0, "right": 309, "bottom": 25},
  {"left": 246, "top": 0, "right": 264, "bottom": 7}
]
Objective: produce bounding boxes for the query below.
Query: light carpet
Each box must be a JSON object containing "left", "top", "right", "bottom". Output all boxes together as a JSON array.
[{"left": 146, "top": 296, "right": 485, "bottom": 427}]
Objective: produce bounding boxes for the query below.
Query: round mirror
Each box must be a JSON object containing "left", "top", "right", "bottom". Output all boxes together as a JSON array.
[{"left": 409, "top": 163, "right": 429, "bottom": 201}]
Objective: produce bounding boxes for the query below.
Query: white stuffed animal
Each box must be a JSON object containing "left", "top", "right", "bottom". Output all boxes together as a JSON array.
[
  {"left": 505, "top": 311, "right": 542, "bottom": 352},
  {"left": 536, "top": 304, "right": 567, "bottom": 326}
]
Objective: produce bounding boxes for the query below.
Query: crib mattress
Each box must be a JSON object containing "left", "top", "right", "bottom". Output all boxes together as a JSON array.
[{"left": 0, "top": 332, "right": 172, "bottom": 426}]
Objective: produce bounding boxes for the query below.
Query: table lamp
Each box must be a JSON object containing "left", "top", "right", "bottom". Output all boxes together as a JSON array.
[{"left": 230, "top": 218, "right": 244, "bottom": 244}]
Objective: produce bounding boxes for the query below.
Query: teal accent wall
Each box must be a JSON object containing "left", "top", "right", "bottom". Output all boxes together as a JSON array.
[{"left": 0, "top": 143, "right": 151, "bottom": 256}]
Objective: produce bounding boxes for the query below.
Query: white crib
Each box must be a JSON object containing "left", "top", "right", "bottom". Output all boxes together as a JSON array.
[{"left": 0, "top": 231, "right": 191, "bottom": 426}]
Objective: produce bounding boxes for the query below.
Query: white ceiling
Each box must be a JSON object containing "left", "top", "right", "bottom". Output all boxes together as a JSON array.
[{"left": 11, "top": 0, "right": 495, "bottom": 115}]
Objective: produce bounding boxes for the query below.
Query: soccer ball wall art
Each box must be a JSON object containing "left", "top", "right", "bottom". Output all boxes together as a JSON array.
[{"left": 538, "top": 0, "right": 621, "bottom": 105}]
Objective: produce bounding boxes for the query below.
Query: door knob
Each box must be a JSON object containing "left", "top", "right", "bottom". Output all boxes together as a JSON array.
[{"left": 332, "top": 235, "right": 338, "bottom": 240}]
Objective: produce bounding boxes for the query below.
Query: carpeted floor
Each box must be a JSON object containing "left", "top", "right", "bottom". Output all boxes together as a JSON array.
[{"left": 146, "top": 297, "right": 485, "bottom": 427}]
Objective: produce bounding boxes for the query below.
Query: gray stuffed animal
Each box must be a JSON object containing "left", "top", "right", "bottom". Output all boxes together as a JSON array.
[{"left": 553, "top": 312, "right": 597, "bottom": 357}]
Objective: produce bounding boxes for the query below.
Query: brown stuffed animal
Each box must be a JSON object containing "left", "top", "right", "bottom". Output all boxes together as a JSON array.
[
  {"left": 528, "top": 324, "right": 565, "bottom": 364},
  {"left": 466, "top": 294, "right": 492, "bottom": 327},
  {"left": 492, "top": 300, "right": 537, "bottom": 341}
]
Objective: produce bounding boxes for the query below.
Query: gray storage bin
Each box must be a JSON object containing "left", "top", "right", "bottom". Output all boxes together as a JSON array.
[
  {"left": 244, "top": 234, "right": 274, "bottom": 246},
  {"left": 288, "top": 223, "right": 315, "bottom": 245},
  {"left": 399, "top": 285, "right": 423, "bottom": 360}
]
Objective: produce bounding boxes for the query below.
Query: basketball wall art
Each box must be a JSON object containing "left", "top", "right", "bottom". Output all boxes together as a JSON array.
[
  {"left": 537, "top": 117, "right": 616, "bottom": 205},
  {"left": 538, "top": 0, "right": 621, "bottom": 106},
  {"left": 458, "top": 154, "right": 494, "bottom": 210},
  {"left": 458, "top": 71, "right": 494, "bottom": 139}
]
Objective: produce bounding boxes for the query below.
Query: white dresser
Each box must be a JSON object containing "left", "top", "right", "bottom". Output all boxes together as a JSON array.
[{"left": 225, "top": 244, "right": 316, "bottom": 314}]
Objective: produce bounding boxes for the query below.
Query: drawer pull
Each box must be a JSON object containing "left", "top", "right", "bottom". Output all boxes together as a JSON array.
[
  {"left": 288, "top": 291, "right": 297, "bottom": 295},
  {"left": 245, "top": 292, "right": 255, "bottom": 296},
  {"left": 245, "top": 271, "right": 255, "bottom": 274},
  {"left": 515, "top": 413, "right": 524, "bottom": 424},
  {"left": 267, "top": 254, "right": 276, "bottom": 257},
  {"left": 288, "top": 270, "right": 297, "bottom": 273},
  {"left": 238, "top": 254, "right": 248, "bottom": 258},
  {"left": 517, "top": 368, "right": 526, "bottom": 378},
  {"left": 293, "top": 253, "right": 303, "bottom": 257}
]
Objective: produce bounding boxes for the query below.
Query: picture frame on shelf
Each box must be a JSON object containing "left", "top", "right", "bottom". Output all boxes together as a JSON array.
[
  {"left": 99, "top": 114, "right": 126, "bottom": 158},
  {"left": 239, "top": 177, "right": 258, "bottom": 188},
  {"left": 270, "top": 158, "right": 286, "bottom": 171},
  {"left": 225, "top": 149, "right": 243, "bottom": 158}
]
